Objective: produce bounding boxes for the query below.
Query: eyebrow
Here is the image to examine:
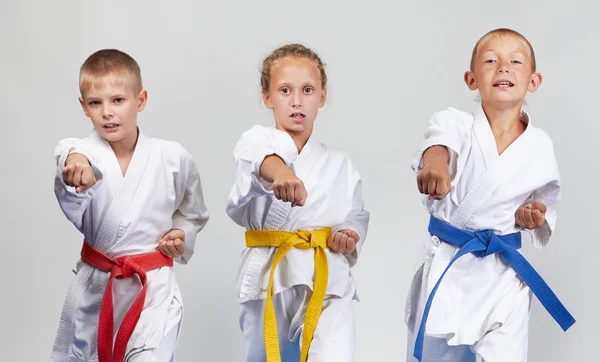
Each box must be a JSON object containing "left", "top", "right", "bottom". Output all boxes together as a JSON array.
[
  {"left": 482, "top": 49, "right": 526, "bottom": 56},
  {"left": 275, "top": 81, "right": 317, "bottom": 88}
]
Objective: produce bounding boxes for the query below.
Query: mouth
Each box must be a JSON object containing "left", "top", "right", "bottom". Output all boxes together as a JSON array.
[
  {"left": 103, "top": 123, "right": 120, "bottom": 130},
  {"left": 493, "top": 80, "right": 514, "bottom": 88},
  {"left": 290, "top": 113, "right": 306, "bottom": 122}
]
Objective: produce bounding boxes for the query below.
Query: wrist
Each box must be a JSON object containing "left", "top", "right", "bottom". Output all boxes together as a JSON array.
[
  {"left": 273, "top": 167, "right": 294, "bottom": 181},
  {"left": 66, "top": 153, "right": 90, "bottom": 166}
]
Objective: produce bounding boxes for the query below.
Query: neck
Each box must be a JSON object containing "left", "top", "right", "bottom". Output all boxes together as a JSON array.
[
  {"left": 109, "top": 128, "right": 139, "bottom": 158},
  {"left": 481, "top": 100, "right": 525, "bottom": 136},
  {"left": 276, "top": 125, "right": 313, "bottom": 153}
]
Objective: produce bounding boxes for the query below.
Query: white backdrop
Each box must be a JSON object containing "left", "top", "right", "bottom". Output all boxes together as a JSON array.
[{"left": 1, "top": 1, "right": 597, "bottom": 361}]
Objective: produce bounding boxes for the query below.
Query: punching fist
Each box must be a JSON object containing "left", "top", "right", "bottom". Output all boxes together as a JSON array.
[
  {"left": 62, "top": 153, "right": 96, "bottom": 193},
  {"left": 272, "top": 168, "right": 307, "bottom": 207},
  {"left": 417, "top": 146, "right": 451, "bottom": 200}
]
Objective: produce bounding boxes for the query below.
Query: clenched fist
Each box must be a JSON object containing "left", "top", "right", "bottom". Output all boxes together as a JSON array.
[
  {"left": 158, "top": 228, "right": 186, "bottom": 258},
  {"left": 62, "top": 153, "right": 96, "bottom": 193},
  {"left": 272, "top": 168, "right": 307, "bottom": 207},
  {"left": 327, "top": 229, "right": 360, "bottom": 255},
  {"left": 417, "top": 146, "right": 451, "bottom": 200},
  {"left": 515, "top": 202, "right": 547, "bottom": 229}
]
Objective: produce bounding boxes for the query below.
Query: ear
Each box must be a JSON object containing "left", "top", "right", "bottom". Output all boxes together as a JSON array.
[
  {"left": 262, "top": 91, "right": 274, "bottom": 109},
  {"left": 464, "top": 71, "right": 478, "bottom": 90},
  {"left": 137, "top": 89, "right": 148, "bottom": 112},
  {"left": 78, "top": 96, "right": 90, "bottom": 118},
  {"left": 318, "top": 88, "right": 327, "bottom": 108},
  {"left": 527, "top": 73, "right": 543, "bottom": 93}
]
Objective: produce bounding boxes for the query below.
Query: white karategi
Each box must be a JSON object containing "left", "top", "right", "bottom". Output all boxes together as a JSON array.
[
  {"left": 405, "top": 105, "right": 564, "bottom": 362},
  {"left": 51, "top": 129, "right": 209, "bottom": 362},
  {"left": 227, "top": 125, "right": 370, "bottom": 362}
]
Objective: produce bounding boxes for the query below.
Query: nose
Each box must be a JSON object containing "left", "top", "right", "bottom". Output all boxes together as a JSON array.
[
  {"left": 102, "top": 104, "right": 114, "bottom": 118},
  {"left": 497, "top": 59, "right": 510, "bottom": 74},
  {"left": 290, "top": 92, "right": 303, "bottom": 108}
]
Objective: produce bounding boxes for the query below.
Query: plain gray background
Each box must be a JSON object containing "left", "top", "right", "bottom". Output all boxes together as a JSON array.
[{"left": 1, "top": 0, "right": 597, "bottom": 361}]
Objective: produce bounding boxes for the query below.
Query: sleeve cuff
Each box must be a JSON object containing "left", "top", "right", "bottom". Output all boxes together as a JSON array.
[
  {"left": 410, "top": 136, "right": 460, "bottom": 177},
  {"left": 334, "top": 224, "right": 366, "bottom": 267},
  {"left": 55, "top": 145, "right": 103, "bottom": 196},
  {"left": 172, "top": 218, "right": 197, "bottom": 264}
]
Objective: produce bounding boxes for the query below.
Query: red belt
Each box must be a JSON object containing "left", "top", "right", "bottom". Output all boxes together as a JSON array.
[{"left": 80, "top": 242, "right": 173, "bottom": 362}]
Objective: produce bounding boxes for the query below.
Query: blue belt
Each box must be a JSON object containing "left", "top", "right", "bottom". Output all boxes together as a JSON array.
[{"left": 413, "top": 215, "right": 575, "bottom": 361}]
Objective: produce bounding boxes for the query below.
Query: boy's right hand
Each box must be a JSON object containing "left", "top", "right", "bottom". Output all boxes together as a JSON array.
[
  {"left": 62, "top": 153, "right": 96, "bottom": 194},
  {"left": 272, "top": 168, "right": 307, "bottom": 207},
  {"left": 417, "top": 146, "right": 451, "bottom": 200}
]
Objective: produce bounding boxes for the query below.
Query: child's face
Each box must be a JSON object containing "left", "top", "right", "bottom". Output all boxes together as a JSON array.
[
  {"left": 262, "top": 57, "right": 326, "bottom": 138},
  {"left": 465, "top": 36, "right": 541, "bottom": 107},
  {"left": 79, "top": 75, "right": 147, "bottom": 147}
]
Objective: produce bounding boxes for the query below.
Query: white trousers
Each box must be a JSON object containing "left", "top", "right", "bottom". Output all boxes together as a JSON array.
[
  {"left": 240, "top": 282, "right": 356, "bottom": 362},
  {"left": 126, "top": 323, "right": 179, "bottom": 362},
  {"left": 406, "top": 263, "right": 532, "bottom": 362}
]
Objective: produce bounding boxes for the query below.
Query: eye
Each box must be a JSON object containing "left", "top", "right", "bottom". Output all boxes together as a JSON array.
[
  {"left": 114, "top": 98, "right": 124, "bottom": 104},
  {"left": 280, "top": 87, "right": 291, "bottom": 95},
  {"left": 485, "top": 59, "right": 496, "bottom": 64},
  {"left": 303, "top": 87, "right": 313, "bottom": 94},
  {"left": 89, "top": 100, "right": 100, "bottom": 106},
  {"left": 512, "top": 60, "right": 522, "bottom": 64}
]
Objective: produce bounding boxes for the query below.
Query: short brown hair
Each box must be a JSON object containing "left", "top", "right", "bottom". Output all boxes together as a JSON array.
[
  {"left": 79, "top": 49, "right": 143, "bottom": 96},
  {"left": 260, "top": 44, "right": 327, "bottom": 93},
  {"left": 470, "top": 28, "right": 536, "bottom": 72}
]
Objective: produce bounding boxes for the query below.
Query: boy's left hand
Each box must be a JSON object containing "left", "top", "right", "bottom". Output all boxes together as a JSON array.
[
  {"left": 327, "top": 229, "right": 360, "bottom": 255},
  {"left": 158, "top": 229, "right": 186, "bottom": 258},
  {"left": 515, "top": 202, "right": 547, "bottom": 229}
]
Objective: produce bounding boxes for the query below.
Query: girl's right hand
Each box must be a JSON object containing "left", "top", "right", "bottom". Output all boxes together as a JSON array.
[{"left": 272, "top": 168, "right": 307, "bottom": 207}]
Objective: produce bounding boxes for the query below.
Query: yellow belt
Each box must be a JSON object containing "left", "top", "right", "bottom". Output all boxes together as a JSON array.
[{"left": 245, "top": 227, "right": 332, "bottom": 362}]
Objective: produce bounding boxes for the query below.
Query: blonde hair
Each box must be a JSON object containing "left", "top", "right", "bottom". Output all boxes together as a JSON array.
[
  {"left": 260, "top": 44, "right": 327, "bottom": 93},
  {"left": 470, "top": 28, "right": 536, "bottom": 72},
  {"left": 79, "top": 49, "right": 143, "bottom": 96}
]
